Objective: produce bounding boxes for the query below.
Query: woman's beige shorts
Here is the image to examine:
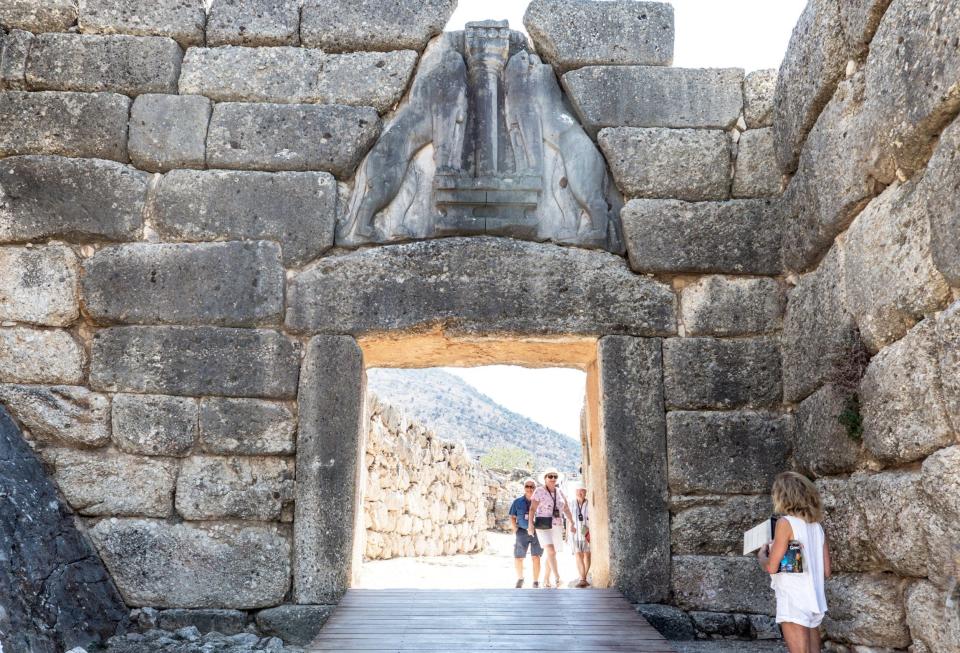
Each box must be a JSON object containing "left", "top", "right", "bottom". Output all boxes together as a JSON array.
[{"left": 536, "top": 524, "right": 564, "bottom": 551}]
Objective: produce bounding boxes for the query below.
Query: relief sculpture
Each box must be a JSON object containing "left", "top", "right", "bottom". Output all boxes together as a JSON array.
[{"left": 336, "top": 20, "right": 624, "bottom": 254}]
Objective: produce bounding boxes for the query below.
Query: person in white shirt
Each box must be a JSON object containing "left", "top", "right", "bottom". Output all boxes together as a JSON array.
[{"left": 570, "top": 485, "right": 591, "bottom": 588}]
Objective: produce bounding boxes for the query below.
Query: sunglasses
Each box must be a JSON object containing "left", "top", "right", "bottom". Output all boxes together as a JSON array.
[
  {"left": 546, "top": 474, "right": 558, "bottom": 479},
  {"left": 524, "top": 485, "right": 535, "bottom": 489}
]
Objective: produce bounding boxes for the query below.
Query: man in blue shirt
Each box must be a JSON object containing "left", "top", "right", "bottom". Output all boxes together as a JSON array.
[{"left": 509, "top": 478, "right": 542, "bottom": 588}]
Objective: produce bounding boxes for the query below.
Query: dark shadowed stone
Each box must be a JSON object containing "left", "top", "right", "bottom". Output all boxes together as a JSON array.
[
  {"left": 78, "top": 0, "right": 207, "bottom": 47},
  {"left": 199, "top": 398, "right": 296, "bottom": 455},
  {"left": 175, "top": 456, "right": 294, "bottom": 521},
  {"left": 255, "top": 605, "right": 335, "bottom": 645},
  {"left": 690, "top": 612, "right": 752, "bottom": 639},
  {"left": 300, "top": 0, "right": 456, "bottom": 52},
  {"left": 90, "top": 519, "right": 291, "bottom": 609},
  {"left": 667, "top": 411, "right": 792, "bottom": 494},
  {"left": 822, "top": 573, "right": 910, "bottom": 647},
  {"left": 157, "top": 608, "right": 249, "bottom": 635},
  {"left": 83, "top": 242, "right": 285, "bottom": 327},
  {"left": 152, "top": 169, "right": 337, "bottom": 267},
  {"left": 0, "top": 91, "right": 130, "bottom": 161},
  {"left": 564, "top": 67, "right": 743, "bottom": 135},
  {"left": 0, "top": 406, "right": 127, "bottom": 652},
  {"left": 793, "top": 384, "right": 861, "bottom": 477},
  {"left": 672, "top": 556, "right": 774, "bottom": 615},
  {"left": 523, "top": 0, "right": 674, "bottom": 73},
  {"left": 207, "top": 0, "right": 300, "bottom": 46},
  {"left": 680, "top": 276, "right": 784, "bottom": 337},
  {"left": 295, "top": 336, "right": 366, "bottom": 604},
  {"left": 622, "top": 199, "right": 782, "bottom": 275},
  {"left": 743, "top": 69, "right": 776, "bottom": 129},
  {"left": 0, "top": 384, "right": 111, "bottom": 448},
  {"left": 129, "top": 94, "right": 211, "bottom": 172},
  {"left": 671, "top": 495, "right": 772, "bottom": 556},
  {"left": 206, "top": 102, "right": 381, "bottom": 178},
  {"left": 598, "top": 336, "right": 669, "bottom": 603},
  {"left": 663, "top": 337, "right": 782, "bottom": 410},
  {"left": 0, "top": 0, "right": 76, "bottom": 32},
  {"left": 0, "top": 155, "right": 147, "bottom": 242},
  {"left": 287, "top": 237, "right": 677, "bottom": 337},
  {"left": 111, "top": 393, "right": 198, "bottom": 456},
  {"left": 0, "top": 28, "right": 32, "bottom": 89},
  {"left": 90, "top": 326, "right": 300, "bottom": 398},
  {"left": 634, "top": 604, "right": 695, "bottom": 640}
]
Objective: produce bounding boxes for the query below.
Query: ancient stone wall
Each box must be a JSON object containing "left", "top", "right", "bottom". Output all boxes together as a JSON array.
[{"left": 361, "top": 393, "right": 487, "bottom": 560}]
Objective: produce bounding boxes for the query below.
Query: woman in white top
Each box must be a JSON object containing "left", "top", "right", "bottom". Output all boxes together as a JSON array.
[
  {"left": 527, "top": 468, "right": 574, "bottom": 588},
  {"left": 571, "top": 485, "right": 591, "bottom": 588},
  {"left": 758, "top": 472, "right": 832, "bottom": 653}
]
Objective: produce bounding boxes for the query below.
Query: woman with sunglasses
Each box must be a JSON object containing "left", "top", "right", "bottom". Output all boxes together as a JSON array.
[{"left": 527, "top": 468, "right": 574, "bottom": 588}]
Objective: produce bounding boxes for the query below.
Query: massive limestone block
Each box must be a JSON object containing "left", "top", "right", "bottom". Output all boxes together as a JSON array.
[
  {"left": 564, "top": 67, "right": 743, "bottom": 135},
  {"left": 843, "top": 181, "right": 952, "bottom": 352},
  {"left": 176, "top": 456, "right": 294, "bottom": 521},
  {"left": 25, "top": 34, "right": 182, "bottom": 96},
  {"left": 860, "top": 320, "right": 956, "bottom": 465},
  {"left": 663, "top": 337, "right": 782, "bottom": 409},
  {"left": 129, "top": 94, "right": 211, "bottom": 172},
  {"left": 793, "top": 384, "right": 861, "bottom": 477},
  {"left": 83, "top": 242, "right": 285, "bottom": 327},
  {"left": 199, "top": 398, "right": 296, "bottom": 455},
  {"left": 0, "top": 244, "right": 79, "bottom": 326},
  {"left": 78, "top": 0, "right": 206, "bottom": 47},
  {"left": 906, "top": 580, "right": 960, "bottom": 653},
  {"left": 0, "top": 29, "right": 32, "bottom": 89},
  {"left": 90, "top": 326, "right": 300, "bottom": 398},
  {"left": 782, "top": 244, "right": 857, "bottom": 403},
  {"left": 151, "top": 169, "right": 338, "bottom": 267},
  {"left": 256, "top": 605, "right": 335, "bottom": 646},
  {"left": 938, "top": 302, "right": 960, "bottom": 432},
  {"left": 732, "top": 128, "right": 782, "bottom": 198},
  {"left": 773, "top": 0, "right": 850, "bottom": 173},
  {"left": 0, "top": 91, "right": 130, "bottom": 161},
  {"left": 0, "top": 155, "right": 147, "bottom": 242},
  {"left": 0, "top": 384, "right": 110, "bottom": 448},
  {"left": 621, "top": 199, "right": 782, "bottom": 275},
  {"left": 599, "top": 128, "right": 730, "bottom": 201},
  {"left": 90, "top": 519, "right": 291, "bottom": 609},
  {"left": 919, "top": 446, "right": 960, "bottom": 587},
  {"left": 206, "top": 102, "right": 380, "bottom": 178},
  {"left": 0, "top": 407, "right": 127, "bottom": 653},
  {"left": 680, "top": 276, "right": 784, "bottom": 337},
  {"left": 286, "top": 237, "right": 677, "bottom": 337},
  {"left": 598, "top": 337, "right": 669, "bottom": 603},
  {"left": 47, "top": 448, "right": 177, "bottom": 517},
  {"left": 207, "top": 0, "right": 299, "bottom": 46},
  {"left": 840, "top": 0, "right": 894, "bottom": 57},
  {"left": 667, "top": 411, "right": 791, "bottom": 495},
  {"left": 923, "top": 117, "right": 960, "bottom": 287},
  {"left": 523, "top": 0, "right": 674, "bottom": 72},
  {"left": 0, "top": 0, "right": 76, "bottom": 32},
  {"left": 822, "top": 574, "right": 911, "bottom": 648},
  {"left": 672, "top": 556, "right": 774, "bottom": 615},
  {"left": 671, "top": 495, "right": 772, "bottom": 556},
  {"left": 816, "top": 476, "right": 877, "bottom": 573},
  {"left": 300, "top": 0, "right": 456, "bottom": 52},
  {"left": 743, "top": 69, "right": 776, "bottom": 129},
  {"left": 112, "top": 393, "right": 198, "bottom": 456},
  {"left": 0, "top": 327, "right": 84, "bottom": 384},
  {"left": 180, "top": 47, "right": 417, "bottom": 113}
]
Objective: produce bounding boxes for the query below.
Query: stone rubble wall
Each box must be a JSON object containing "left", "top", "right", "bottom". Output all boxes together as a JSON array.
[
  {"left": 484, "top": 470, "right": 527, "bottom": 532},
  {"left": 361, "top": 393, "right": 487, "bottom": 560}
]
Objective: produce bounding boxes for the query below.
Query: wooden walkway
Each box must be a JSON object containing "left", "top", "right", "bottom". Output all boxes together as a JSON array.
[{"left": 307, "top": 588, "right": 676, "bottom": 652}]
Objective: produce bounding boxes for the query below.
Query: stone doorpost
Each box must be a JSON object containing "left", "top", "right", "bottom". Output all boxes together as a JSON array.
[{"left": 294, "top": 336, "right": 366, "bottom": 604}]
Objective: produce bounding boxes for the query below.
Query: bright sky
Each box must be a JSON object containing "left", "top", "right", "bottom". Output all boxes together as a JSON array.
[{"left": 440, "top": 1, "right": 806, "bottom": 440}]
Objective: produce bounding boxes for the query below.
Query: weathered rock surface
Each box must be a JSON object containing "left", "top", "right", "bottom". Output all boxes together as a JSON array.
[
  {"left": 0, "top": 406, "right": 127, "bottom": 652},
  {"left": 860, "top": 320, "right": 955, "bottom": 465},
  {"left": 689, "top": 612, "right": 753, "bottom": 639},
  {"left": 599, "top": 128, "right": 731, "bottom": 201},
  {"left": 672, "top": 556, "right": 774, "bottom": 615},
  {"left": 112, "top": 393, "right": 198, "bottom": 456},
  {"left": 523, "top": 0, "right": 674, "bottom": 73},
  {"left": 91, "top": 519, "right": 291, "bottom": 609},
  {"left": 156, "top": 608, "right": 249, "bottom": 635},
  {"left": 83, "top": 242, "right": 285, "bottom": 327},
  {"left": 0, "top": 28, "right": 32, "bottom": 89},
  {"left": 78, "top": 0, "right": 206, "bottom": 47},
  {"left": 906, "top": 579, "right": 960, "bottom": 653},
  {"left": 0, "top": 91, "right": 130, "bottom": 161},
  {"left": 286, "top": 237, "right": 677, "bottom": 337},
  {"left": 680, "top": 276, "right": 784, "bottom": 336},
  {"left": 255, "top": 605, "right": 335, "bottom": 646},
  {"left": 199, "top": 398, "right": 296, "bottom": 455},
  {"left": 180, "top": 47, "right": 417, "bottom": 113},
  {"left": 635, "top": 604, "right": 696, "bottom": 640},
  {"left": 206, "top": 102, "right": 380, "bottom": 178},
  {"left": 206, "top": 0, "right": 299, "bottom": 46},
  {"left": 0, "top": 0, "right": 76, "bottom": 32},
  {"left": 937, "top": 302, "right": 960, "bottom": 434},
  {"left": 129, "top": 94, "right": 211, "bottom": 172},
  {"left": 919, "top": 117, "right": 960, "bottom": 287},
  {"left": 663, "top": 337, "right": 782, "bottom": 409},
  {"left": 564, "top": 67, "right": 743, "bottom": 134},
  {"left": 90, "top": 326, "right": 300, "bottom": 398},
  {"left": 822, "top": 574, "right": 910, "bottom": 647},
  {"left": 840, "top": 0, "right": 894, "bottom": 57},
  {"left": 743, "top": 69, "right": 776, "bottom": 129},
  {"left": 671, "top": 495, "right": 772, "bottom": 556},
  {"left": 793, "top": 383, "right": 861, "bottom": 476},
  {"left": 0, "top": 155, "right": 147, "bottom": 242},
  {"left": 0, "top": 243, "right": 79, "bottom": 325},
  {"left": 667, "top": 411, "right": 791, "bottom": 494},
  {"left": 0, "top": 384, "right": 111, "bottom": 448},
  {"left": 733, "top": 128, "right": 782, "bottom": 198},
  {"left": 300, "top": 0, "right": 456, "bottom": 52},
  {"left": 26, "top": 34, "right": 183, "bottom": 96},
  {"left": 176, "top": 456, "right": 294, "bottom": 521},
  {"left": 919, "top": 445, "right": 960, "bottom": 588},
  {"left": 621, "top": 199, "right": 782, "bottom": 275},
  {"left": 151, "top": 169, "right": 337, "bottom": 267},
  {"left": 0, "top": 326, "right": 84, "bottom": 384}
]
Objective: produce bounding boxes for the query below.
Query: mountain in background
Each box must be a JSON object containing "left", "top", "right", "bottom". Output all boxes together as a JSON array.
[{"left": 366, "top": 368, "right": 581, "bottom": 472}]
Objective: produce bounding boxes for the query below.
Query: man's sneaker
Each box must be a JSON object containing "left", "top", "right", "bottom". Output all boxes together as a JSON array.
[
  {"left": 533, "top": 581, "right": 540, "bottom": 588},
  {"left": 515, "top": 578, "right": 524, "bottom": 588}
]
